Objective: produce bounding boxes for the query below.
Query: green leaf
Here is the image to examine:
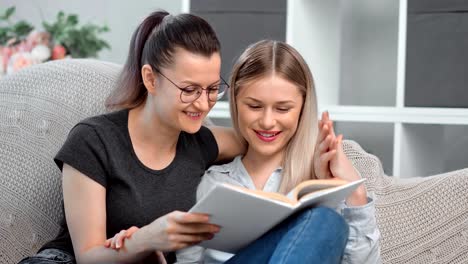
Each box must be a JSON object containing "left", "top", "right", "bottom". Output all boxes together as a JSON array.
[
  {"left": 5, "top": 6, "right": 15, "bottom": 20},
  {"left": 12, "top": 21, "right": 34, "bottom": 38},
  {"left": 66, "top": 14, "right": 79, "bottom": 26},
  {"left": 0, "top": 28, "right": 8, "bottom": 44},
  {"left": 57, "top": 11, "right": 65, "bottom": 21}
]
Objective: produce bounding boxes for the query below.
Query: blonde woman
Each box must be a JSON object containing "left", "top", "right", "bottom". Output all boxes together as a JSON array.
[{"left": 108, "top": 40, "right": 381, "bottom": 263}]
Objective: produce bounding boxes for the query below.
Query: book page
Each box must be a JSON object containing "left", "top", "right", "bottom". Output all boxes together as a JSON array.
[
  {"left": 228, "top": 185, "right": 296, "bottom": 205},
  {"left": 293, "top": 179, "right": 366, "bottom": 211},
  {"left": 288, "top": 179, "right": 348, "bottom": 201}
]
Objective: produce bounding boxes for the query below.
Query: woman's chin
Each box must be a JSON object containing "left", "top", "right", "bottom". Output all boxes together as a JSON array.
[
  {"left": 249, "top": 145, "right": 285, "bottom": 159},
  {"left": 181, "top": 122, "right": 203, "bottom": 134}
]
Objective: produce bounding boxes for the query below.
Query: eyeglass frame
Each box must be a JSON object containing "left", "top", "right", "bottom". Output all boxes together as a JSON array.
[{"left": 154, "top": 69, "right": 229, "bottom": 103}]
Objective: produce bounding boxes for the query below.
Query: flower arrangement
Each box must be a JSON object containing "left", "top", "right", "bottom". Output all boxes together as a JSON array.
[{"left": 0, "top": 6, "right": 110, "bottom": 76}]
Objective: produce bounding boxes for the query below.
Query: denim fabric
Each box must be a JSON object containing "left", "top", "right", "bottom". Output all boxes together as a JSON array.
[
  {"left": 18, "top": 249, "right": 75, "bottom": 264},
  {"left": 224, "top": 206, "right": 349, "bottom": 264}
]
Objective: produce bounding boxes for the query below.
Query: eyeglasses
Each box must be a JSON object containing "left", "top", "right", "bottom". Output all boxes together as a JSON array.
[{"left": 156, "top": 70, "right": 229, "bottom": 103}]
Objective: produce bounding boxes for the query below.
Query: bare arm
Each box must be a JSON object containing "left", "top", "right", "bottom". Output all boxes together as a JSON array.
[
  {"left": 62, "top": 164, "right": 154, "bottom": 263},
  {"left": 208, "top": 126, "right": 246, "bottom": 162},
  {"left": 63, "top": 164, "right": 219, "bottom": 264}
]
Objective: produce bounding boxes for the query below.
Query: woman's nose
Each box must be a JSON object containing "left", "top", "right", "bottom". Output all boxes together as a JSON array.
[
  {"left": 192, "top": 91, "right": 211, "bottom": 111},
  {"left": 259, "top": 109, "right": 276, "bottom": 129}
]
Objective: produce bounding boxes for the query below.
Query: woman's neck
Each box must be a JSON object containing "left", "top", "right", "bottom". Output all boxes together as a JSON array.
[
  {"left": 128, "top": 102, "right": 180, "bottom": 169},
  {"left": 241, "top": 149, "right": 283, "bottom": 190}
]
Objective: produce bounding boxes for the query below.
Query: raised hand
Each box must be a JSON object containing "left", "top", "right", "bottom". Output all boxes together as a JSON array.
[
  {"left": 329, "top": 133, "right": 360, "bottom": 183},
  {"left": 314, "top": 111, "right": 337, "bottom": 180},
  {"left": 314, "top": 112, "right": 367, "bottom": 205}
]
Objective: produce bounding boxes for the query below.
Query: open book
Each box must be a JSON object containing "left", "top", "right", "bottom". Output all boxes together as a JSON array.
[{"left": 189, "top": 178, "right": 365, "bottom": 253}]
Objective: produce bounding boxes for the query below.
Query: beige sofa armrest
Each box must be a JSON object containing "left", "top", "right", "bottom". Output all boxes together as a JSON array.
[
  {"left": 375, "top": 169, "right": 468, "bottom": 263},
  {"left": 0, "top": 59, "right": 121, "bottom": 263},
  {"left": 342, "top": 140, "right": 468, "bottom": 263}
]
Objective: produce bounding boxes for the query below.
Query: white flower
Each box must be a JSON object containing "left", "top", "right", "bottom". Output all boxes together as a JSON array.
[{"left": 31, "top": 45, "right": 51, "bottom": 62}]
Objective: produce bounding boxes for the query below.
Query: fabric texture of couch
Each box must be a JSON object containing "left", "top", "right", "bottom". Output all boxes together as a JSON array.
[{"left": 0, "top": 59, "right": 467, "bottom": 263}]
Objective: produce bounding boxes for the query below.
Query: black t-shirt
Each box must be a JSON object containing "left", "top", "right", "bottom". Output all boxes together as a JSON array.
[{"left": 40, "top": 109, "right": 219, "bottom": 261}]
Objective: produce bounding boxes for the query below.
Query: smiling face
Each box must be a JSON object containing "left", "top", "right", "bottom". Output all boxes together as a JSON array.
[
  {"left": 236, "top": 74, "right": 304, "bottom": 161},
  {"left": 151, "top": 48, "right": 222, "bottom": 134}
]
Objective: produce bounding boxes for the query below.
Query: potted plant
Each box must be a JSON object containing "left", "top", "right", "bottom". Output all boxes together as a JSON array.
[{"left": 0, "top": 6, "right": 110, "bottom": 76}]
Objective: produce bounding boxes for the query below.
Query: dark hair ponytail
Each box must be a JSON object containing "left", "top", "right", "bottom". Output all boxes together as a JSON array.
[{"left": 105, "top": 10, "right": 220, "bottom": 110}]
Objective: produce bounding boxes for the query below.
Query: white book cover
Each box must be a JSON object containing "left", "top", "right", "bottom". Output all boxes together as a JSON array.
[{"left": 189, "top": 179, "right": 365, "bottom": 253}]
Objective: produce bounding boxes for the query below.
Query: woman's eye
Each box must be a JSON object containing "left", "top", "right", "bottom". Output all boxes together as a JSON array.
[
  {"left": 248, "top": 105, "right": 262, "bottom": 109},
  {"left": 182, "top": 86, "right": 199, "bottom": 95},
  {"left": 208, "top": 87, "right": 220, "bottom": 93},
  {"left": 209, "top": 85, "right": 220, "bottom": 91},
  {"left": 277, "top": 108, "right": 291, "bottom": 112}
]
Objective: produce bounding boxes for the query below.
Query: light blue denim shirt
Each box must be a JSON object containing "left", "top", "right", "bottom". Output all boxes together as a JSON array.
[{"left": 176, "top": 156, "right": 382, "bottom": 264}]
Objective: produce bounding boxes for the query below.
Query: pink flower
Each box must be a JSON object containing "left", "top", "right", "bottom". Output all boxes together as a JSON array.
[
  {"left": 26, "top": 31, "right": 51, "bottom": 48},
  {"left": 7, "top": 52, "right": 37, "bottom": 74},
  {"left": 0, "top": 54, "right": 4, "bottom": 75},
  {"left": 16, "top": 41, "right": 30, "bottom": 53},
  {"left": 52, "top": 45, "right": 67, "bottom": 60},
  {"left": 2, "top": 46, "right": 13, "bottom": 57},
  {"left": 0, "top": 47, "right": 13, "bottom": 73}
]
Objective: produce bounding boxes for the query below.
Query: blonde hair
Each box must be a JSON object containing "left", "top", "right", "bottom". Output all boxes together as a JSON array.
[{"left": 229, "top": 40, "right": 318, "bottom": 194}]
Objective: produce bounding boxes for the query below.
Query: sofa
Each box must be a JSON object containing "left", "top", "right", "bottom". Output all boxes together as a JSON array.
[{"left": 0, "top": 59, "right": 467, "bottom": 263}]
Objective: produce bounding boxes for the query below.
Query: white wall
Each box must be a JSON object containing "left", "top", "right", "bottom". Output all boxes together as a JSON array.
[{"left": 2, "top": 0, "right": 183, "bottom": 64}]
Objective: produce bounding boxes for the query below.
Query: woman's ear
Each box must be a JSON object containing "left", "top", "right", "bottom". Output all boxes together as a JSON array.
[{"left": 141, "top": 64, "right": 157, "bottom": 94}]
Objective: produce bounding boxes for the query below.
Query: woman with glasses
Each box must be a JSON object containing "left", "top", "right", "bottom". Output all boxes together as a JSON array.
[{"left": 20, "top": 10, "right": 242, "bottom": 264}]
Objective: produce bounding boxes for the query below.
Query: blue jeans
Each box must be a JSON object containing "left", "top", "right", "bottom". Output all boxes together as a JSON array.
[
  {"left": 225, "top": 207, "right": 349, "bottom": 264},
  {"left": 18, "top": 249, "right": 75, "bottom": 264}
]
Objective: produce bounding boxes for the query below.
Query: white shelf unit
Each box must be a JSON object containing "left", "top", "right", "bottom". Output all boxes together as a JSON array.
[
  {"left": 285, "top": 0, "right": 468, "bottom": 177},
  {"left": 208, "top": 0, "right": 468, "bottom": 178}
]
